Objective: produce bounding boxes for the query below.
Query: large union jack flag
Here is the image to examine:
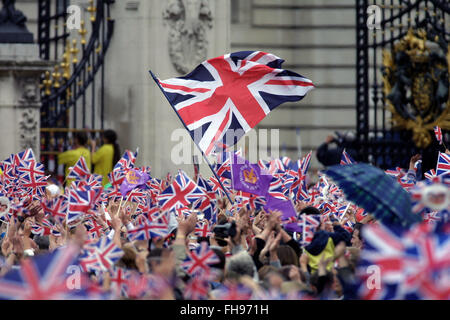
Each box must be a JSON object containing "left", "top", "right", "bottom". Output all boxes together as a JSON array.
[
  {"left": 358, "top": 221, "right": 450, "bottom": 300},
  {"left": 154, "top": 51, "right": 314, "bottom": 155},
  {"left": 0, "top": 245, "right": 81, "bottom": 300}
]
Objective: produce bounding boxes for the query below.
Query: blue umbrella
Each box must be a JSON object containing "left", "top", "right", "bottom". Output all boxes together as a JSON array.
[{"left": 324, "top": 163, "right": 422, "bottom": 228}]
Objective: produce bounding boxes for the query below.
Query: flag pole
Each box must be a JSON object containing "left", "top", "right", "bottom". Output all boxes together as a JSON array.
[{"left": 149, "top": 70, "right": 234, "bottom": 204}]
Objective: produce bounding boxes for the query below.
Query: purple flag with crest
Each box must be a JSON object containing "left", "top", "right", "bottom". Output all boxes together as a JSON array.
[
  {"left": 120, "top": 169, "right": 150, "bottom": 197},
  {"left": 231, "top": 153, "right": 271, "bottom": 196}
]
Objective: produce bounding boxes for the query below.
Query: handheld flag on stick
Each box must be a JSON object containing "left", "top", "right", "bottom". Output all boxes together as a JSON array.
[
  {"left": 434, "top": 126, "right": 447, "bottom": 149},
  {"left": 150, "top": 51, "right": 314, "bottom": 203}
]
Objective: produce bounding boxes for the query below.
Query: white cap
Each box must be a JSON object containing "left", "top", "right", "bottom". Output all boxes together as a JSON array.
[{"left": 46, "top": 184, "right": 60, "bottom": 196}]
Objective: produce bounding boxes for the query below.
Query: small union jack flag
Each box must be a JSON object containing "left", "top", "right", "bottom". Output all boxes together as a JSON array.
[
  {"left": 424, "top": 169, "right": 437, "bottom": 180},
  {"left": 79, "top": 236, "right": 124, "bottom": 273},
  {"left": 194, "top": 175, "right": 218, "bottom": 224},
  {"left": 436, "top": 152, "right": 450, "bottom": 177},
  {"left": 13, "top": 149, "right": 36, "bottom": 167},
  {"left": 67, "top": 156, "right": 90, "bottom": 180},
  {"left": 158, "top": 170, "right": 206, "bottom": 212},
  {"left": 434, "top": 126, "right": 443, "bottom": 145},
  {"left": 114, "top": 149, "right": 138, "bottom": 172},
  {"left": 184, "top": 275, "right": 210, "bottom": 300},
  {"left": 340, "top": 149, "right": 356, "bottom": 165},
  {"left": 194, "top": 220, "right": 212, "bottom": 238},
  {"left": 268, "top": 175, "right": 290, "bottom": 200},
  {"left": 182, "top": 242, "right": 220, "bottom": 276},
  {"left": 127, "top": 217, "right": 153, "bottom": 241},
  {"left": 148, "top": 211, "right": 170, "bottom": 239},
  {"left": 16, "top": 160, "right": 47, "bottom": 197},
  {"left": 207, "top": 176, "right": 232, "bottom": 197},
  {"left": 385, "top": 167, "right": 406, "bottom": 178},
  {"left": 85, "top": 218, "right": 105, "bottom": 239},
  {"left": 67, "top": 188, "right": 97, "bottom": 224},
  {"left": 109, "top": 266, "right": 131, "bottom": 298},
  {"left": 30, "top": 223, "right": 52, "bottom": 236},
  {"left": 318, "top": 201, "right": 338, "bottom": 217}
]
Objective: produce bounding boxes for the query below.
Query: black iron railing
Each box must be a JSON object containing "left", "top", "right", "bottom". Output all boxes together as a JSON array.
[
  {"left": 38, "top": 0, "right": 115, "bottom": 179},
  {"left": 355, "top": 0, "right": 449, "bottom": 172}
]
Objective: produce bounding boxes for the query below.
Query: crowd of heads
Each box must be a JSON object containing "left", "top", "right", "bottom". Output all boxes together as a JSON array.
[{"left": 0, "top": 145, "right": 448, "bottom": 300}]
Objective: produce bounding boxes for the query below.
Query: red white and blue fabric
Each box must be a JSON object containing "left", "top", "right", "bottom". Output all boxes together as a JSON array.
[
  {"left": 0, "top": 245, "right": 82, "bottom": 300},
  {"left": 67, "top": 156, "right": 90, "bottom": 180},
  {"left": 184, "top": 273, "right": 210, "bottom": 300},
  {"left": 109, "top": 267, "right": 131, "bottom": 298},
  {"left": 436, "top": 152, "right": 450, "bottom": 177},
  {"left": 67, "top": 188, "right": 96, "bottom": 224},
  {"left": 181, "top": 242, "right": 220, "bottom": 276},
  {"left": 337, "top": 204, "right": 350, "bottom": 221},
  {"left": 157, "top": 51, "right": 314, "bottom": 155},
  {"left": 340, "top": 149, "right": 356, "bottom": 165},
  {"left": 240, "top": 193, "right": 267, "bottom": 211},
  {"left": 16, "top": 160, "right": 47, "bottom": 196},
  {"left": 13, "top": 149, "right": 36, "bottom": 167},
  {"left": 358, "top": 221, "right": 450, "bottom": 300},
  {"left": 434, "top": 126, "right": 443, "bottom": 145},
  {"left": 207, "top": 176, "right": 231, "bottom": 197},
  {"left": 158, "top": 170, "right": 206, "bottom": 212},
  {"left": 300, "top": 151, "right": 312, "bottom": 176},
  {"left": 300, "top": 214, "right": 321, "bottom": 246},
  {"left": 214, "top": 152, "right": 233, "bottom": 180},
  {"left": 397, "top": 175, "right": 416, "bottom": 191},
  {"left": 424, "top": 169, "right": 437, "bottom": 180},
  {"left": 127, "top": 217, "right": 153, "bottom": 241},
  {"left": 194, "top": 220, "right": 212, "bottom": 238},
  {"left": 268, "top": 175, "right": 290, "bottom": 200},
  {"left": 41, "top": 195, "right": 68, "bottom": 224},
  {"left": 213, "top": 282, "right": 253, "bottom": 300},
  {"left": 30, "top": 224, "right": 52, "bottom": 236},
  {"left": 194, "top": 175, "right": 218, "bottom": 224},
  {"left": 385, "top": 167, "right": 406, "bottom": 178},
  {"left": 148, "top": 211, "right": 170, "bottom": 239},
  {"left": 108, "top": 149, "right": 138, "bottom": 187},
  {"left": 114, "top": 149, "right": 138, "bottom": 172},
  {"left": 85, "top": 218, "right": 105, "bottom": 239},
  {"left": 79, "top": 236, "right": 124, "bottom": 273}
]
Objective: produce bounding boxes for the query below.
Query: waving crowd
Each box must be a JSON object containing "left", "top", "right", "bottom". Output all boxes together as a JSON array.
[{"left": 0, "top": 138, "right": 448, "bottom": 300}]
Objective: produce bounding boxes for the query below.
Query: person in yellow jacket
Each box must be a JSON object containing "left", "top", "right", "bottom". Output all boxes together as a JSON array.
[
  {"left": 58, "top": 131, "right": 91, "bottom": 186},
  {"left": 300, "top": 207, "right": 352, "bottom": 274},
  {"left": 90, "top": 129, "right": 120, "bottom": 187}
]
